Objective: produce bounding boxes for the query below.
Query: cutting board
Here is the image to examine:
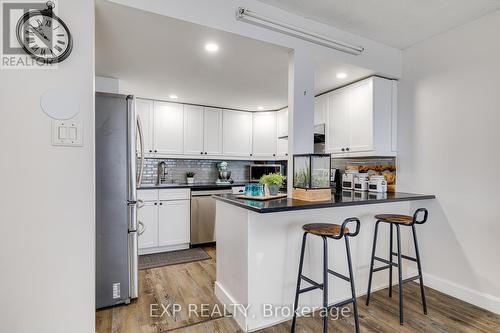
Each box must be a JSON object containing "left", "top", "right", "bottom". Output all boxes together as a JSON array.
[{"left": 237, "top": 193, "right": 287, "bottom": 201}]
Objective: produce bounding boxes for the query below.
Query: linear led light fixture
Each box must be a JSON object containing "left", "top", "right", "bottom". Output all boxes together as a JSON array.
[{"left": 236, "top": 7, "right": 364, "bottom": 56}]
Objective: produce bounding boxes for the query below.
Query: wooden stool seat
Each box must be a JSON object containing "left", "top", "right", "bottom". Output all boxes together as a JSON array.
[
  {"left": 303, "top": 223, "right": 348, "bottom": 237},
  {"left": 375, "top": 214, "right": 413, "bottom": 225}
]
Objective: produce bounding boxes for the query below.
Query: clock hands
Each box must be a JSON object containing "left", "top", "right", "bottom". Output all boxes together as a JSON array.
[{"left": 27, "top": 24, "right": 53, "bottom": 55}]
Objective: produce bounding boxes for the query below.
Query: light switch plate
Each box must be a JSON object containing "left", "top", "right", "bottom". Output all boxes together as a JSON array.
[{"left": 51, "top": 119, "right": 83, "bottom": 146}]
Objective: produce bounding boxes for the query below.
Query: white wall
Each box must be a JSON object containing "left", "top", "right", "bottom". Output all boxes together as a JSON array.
[
  {"left": 398, "top": 10, "right": 500, "bottom": 314},
  {"left": 95, "top": 75, "right": 119, "bottom": 93},
  {"left": 0, "top": 0, "right": 95, "bottom": 332}
]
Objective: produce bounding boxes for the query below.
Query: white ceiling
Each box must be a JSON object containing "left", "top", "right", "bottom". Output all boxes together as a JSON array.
[
  {"left": 258, "top": 0, "right": 500, "bottom": 49},
  {"left": 96, "top": 0, "right": 373, "bottom": 111}
]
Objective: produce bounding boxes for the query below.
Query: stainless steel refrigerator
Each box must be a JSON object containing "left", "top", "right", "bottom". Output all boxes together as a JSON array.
[{"left": 95, "top": 92, "right": 139, "bottom": 309}]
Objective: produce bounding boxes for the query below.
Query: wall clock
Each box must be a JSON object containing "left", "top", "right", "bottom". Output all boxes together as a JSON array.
[{"left": 15, "top": 1, "right": 73, "bottom": 64}]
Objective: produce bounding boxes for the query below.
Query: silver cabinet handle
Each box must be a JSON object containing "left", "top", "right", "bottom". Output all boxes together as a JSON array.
[
  {"left": 138, "top": 221, "right": 146, "bottom": 235},
  {"left": 137, "top": 199, "right": 145, "bottom": 209}
]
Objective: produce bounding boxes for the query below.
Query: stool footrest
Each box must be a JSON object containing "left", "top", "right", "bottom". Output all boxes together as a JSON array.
[
  {"left": 299, "top": 285, "right": 321, "bottom": 294},
  {"left": 372, "top": 265, "right": 391, "bottom": 272},
  {"left": 374, "top": 256, "right": 398, "bottom": 267},
  {"left": 391, "top": 252, "right": 417, "bottom": 262},
  {"left": 402, "top": 275, "right": 421, "bottom": 284},
  {"left": 327, "top": 269, "right": 351, "bottom": 282},
  {"left": 327, "top": 297, "right": 355, "bottom": 310},
  {"left": 300, "top": 275, "right": 323, "bottom": 290}
]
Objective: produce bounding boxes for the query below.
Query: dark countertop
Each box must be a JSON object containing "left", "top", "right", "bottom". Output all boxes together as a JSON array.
[
  {"left": 138, "top": 182, "right": 249, "bottom": 191},
  {"left": 213, "top": 191, "right": 436, "bottom": 213}
]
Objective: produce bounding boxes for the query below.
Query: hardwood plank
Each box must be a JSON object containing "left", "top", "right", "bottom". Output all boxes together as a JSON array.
[{"left": 96, "top": 246, "right": 500, "bottom": 333}]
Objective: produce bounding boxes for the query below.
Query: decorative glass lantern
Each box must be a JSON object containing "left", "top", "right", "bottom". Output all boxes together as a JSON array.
[{"left": 293, "top": 154, "right": 331, "bottom": 189}]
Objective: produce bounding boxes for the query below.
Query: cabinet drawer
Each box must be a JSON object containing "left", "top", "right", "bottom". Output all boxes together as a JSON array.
[
  {"left": 158, "top": 188, "right": 190, "bottom": 201},
  {"left": 138, "top": 189, "right": 158, "bottom": 202}
]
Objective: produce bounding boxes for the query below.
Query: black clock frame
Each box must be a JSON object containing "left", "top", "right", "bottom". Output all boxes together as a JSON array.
[{"left": 15, "top": 2, "right": 73, "bottom": 64}]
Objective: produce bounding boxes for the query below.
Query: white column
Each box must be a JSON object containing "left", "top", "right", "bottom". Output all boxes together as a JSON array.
[{"left": 287, "top": 49, "right": 315, "bottom": 195}]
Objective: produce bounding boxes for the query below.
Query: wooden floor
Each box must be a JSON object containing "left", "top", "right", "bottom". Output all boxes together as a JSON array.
[{"left": 96, "top": 247, "right": 500, "bottom": 332}]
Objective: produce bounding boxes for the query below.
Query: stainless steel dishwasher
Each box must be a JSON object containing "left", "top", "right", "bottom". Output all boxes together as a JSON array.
[{"left": 191, "top": 189, "right": 233, "bottom": 245}]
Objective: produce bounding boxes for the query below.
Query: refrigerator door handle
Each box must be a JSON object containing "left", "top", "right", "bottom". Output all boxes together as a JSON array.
[
  {"left": 137, "top": 115, "right": 145, "bottom": 187},
  {"left": 128, "top": 201, "right": 138, "bottom": 232},
  {"left": 128, "top": 231, "right": 139, "bottom": 299},
  {"left": 127, "top": 95, "right": 137, "bottom": 203}
]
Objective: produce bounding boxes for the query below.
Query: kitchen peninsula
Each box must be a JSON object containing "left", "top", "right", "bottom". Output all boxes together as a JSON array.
[{"left": 213, "top": 191, "right": 435, "bottom": 332}]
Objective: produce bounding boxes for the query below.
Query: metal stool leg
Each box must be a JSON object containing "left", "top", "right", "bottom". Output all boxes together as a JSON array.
[
  {"left": 412, "top": 224, "right": 428, "bottom": 315},
  {"left": 396, "top": 224, "right": 404, "bottom": 325},
  {"left": 366, "top": 221, "right": 380, "bottom": 306},
  {"left": 345, "top": 236, "right": 360, "bottom": 333},
  {"left": 389, "top": 223, "right": 393, "bottom": 298},
  {"left": 322, "top": 236, "right": 329, "bottom": 333},
  {"left": 291, "top": 232, "right": 308, "bottom": 333}
]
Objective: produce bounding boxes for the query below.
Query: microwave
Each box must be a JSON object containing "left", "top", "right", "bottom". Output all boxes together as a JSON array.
[{"left": 249, "top": 164, "right": 282, "bottom": 182}]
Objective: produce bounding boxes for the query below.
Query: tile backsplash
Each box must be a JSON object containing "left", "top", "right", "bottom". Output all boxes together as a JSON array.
[{"left": 139, "top": 158, "right": 254, "bottom": 185}]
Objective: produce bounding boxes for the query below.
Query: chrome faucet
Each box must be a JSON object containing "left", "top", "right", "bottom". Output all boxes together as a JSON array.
[{"left": 157, "top": 161, "right": 168, "bottom": 184}]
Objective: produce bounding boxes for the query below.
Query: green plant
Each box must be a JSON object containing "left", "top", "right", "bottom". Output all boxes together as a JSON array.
[
  {"left": 186, "top": 171, "right": 196, "bottom": 178},
  {"left": 259, "top": 173, "right": 286, "bottom": 186}
]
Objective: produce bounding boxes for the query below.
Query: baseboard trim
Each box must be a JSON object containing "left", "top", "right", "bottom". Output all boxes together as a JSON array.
[
  {"left": 408, "top": 268, "right": 500, "bottom": 315},
  {"left": 214, "top": 281, "right": 249, "bottom": 331}
]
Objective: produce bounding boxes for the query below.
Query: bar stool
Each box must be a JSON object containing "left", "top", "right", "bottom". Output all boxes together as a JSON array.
[
  {"left": 291, "top": 218, "right": 361, "bottom": 333},
  {"left": 365, "top": 208, "right": 429, "bottom": 325}
]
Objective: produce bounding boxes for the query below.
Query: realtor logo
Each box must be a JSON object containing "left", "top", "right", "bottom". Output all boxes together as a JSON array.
[{"left": 1, "top": 1, "right": 58, "bottom": 68}]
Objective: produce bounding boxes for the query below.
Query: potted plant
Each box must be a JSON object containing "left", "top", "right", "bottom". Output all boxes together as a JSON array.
[
  {"left": 186, "top": 171, "right": 196, "bottom": 184},
  {"left": 259, "top": 173, "right": 286, "bottom": 196}
]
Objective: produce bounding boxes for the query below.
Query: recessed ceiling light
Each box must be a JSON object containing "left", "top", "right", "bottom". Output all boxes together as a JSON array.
[
  {"left": 336, "top": 72, "right": 347, "bottom": 79},
  {"left": 205, "top": 43, "right": 219, "bottom": 52},
  {"left": 257, "top": 106, "right": 264, "bottom": 110},
  {"left": 169, "top": 94, "right": 178, "bottom": 99}
]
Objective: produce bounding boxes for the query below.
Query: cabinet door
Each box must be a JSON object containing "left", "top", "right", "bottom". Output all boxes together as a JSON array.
[
  {"left": 158, "top": 200, "right": 190, "bottom": 247},
  {"left": 136, "top": 99, "right": 154, "bottom": 155},
  {"left": 154, "top": 101, "right": 183, "bottom": 155},
  {"left": 252, "top": 112, "right": 277, "bottom": 157},
  {"left": 223, "top": 110, "right": 252, "bottom": 157},
  {"left": 203, "top": 107, "right": 223, "bottom": 156},
  {"left": 327, "top": 90, "right": 350, "bottom": 154},
  {"left": 348, "top": 80, "right": 374, "bottom": 152},
  {"left": 314, "top": 95, "right": 328, "bottom": 125},
  {"left": 276, "top": 108, "right": 288, "bottom": 138},
  {"left": 137, "top": 201, "right": 158, "bottom": 249},
  {"left": 183, "top": 105, "right": 204, "bottom": 155}
]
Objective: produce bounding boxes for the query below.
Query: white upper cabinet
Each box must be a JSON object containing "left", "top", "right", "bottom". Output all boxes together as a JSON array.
[
  {"left": 223, "top": 110, "right": 252, "bottom": 157},
  {"left": 252, "top": 112, "right": 277, "bottom": 157},
  {"left": 183, "top": 105, "right": 204, "bottom": 156},
  {"left": 277, "top": 108, "right": 288, "bottom": 138},
  {"left": 276, "top": 108, "right": 288, "bottom": 158},
  {"left": 154, "top": 101, "right": 184, "bottom": 155},
  {"left": 314, "top": 95, "right": 328, "bottom": 126},
  {"left": 203, "top": 107, "right": 223, "bottom": 156},
  {"left": 327, "top": 90, "right": 350, "bottom": 154},
  {"left": 136, "top": 98, "right": 154, "bottom": 156},
  {"left": 348, "top": 80, "right": 374, "bottom": 153},
  {"left": 325, "top": 77, "right": 397, "bottom": 157}
]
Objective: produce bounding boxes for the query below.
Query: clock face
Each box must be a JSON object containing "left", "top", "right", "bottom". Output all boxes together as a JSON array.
[{"left": 16, "top": 11, "right": 72, "bottom": 63}]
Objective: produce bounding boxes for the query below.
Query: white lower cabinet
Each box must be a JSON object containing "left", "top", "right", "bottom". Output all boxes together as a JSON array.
[
  {"left": 137, "top": 189, "right": 190, "bottom": 254},
  {"left": 158, "top": 200, "right": 190, "bottom": 247},
  {"left": 137, "top": 201, "right": 158, "bottom": 250}
]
